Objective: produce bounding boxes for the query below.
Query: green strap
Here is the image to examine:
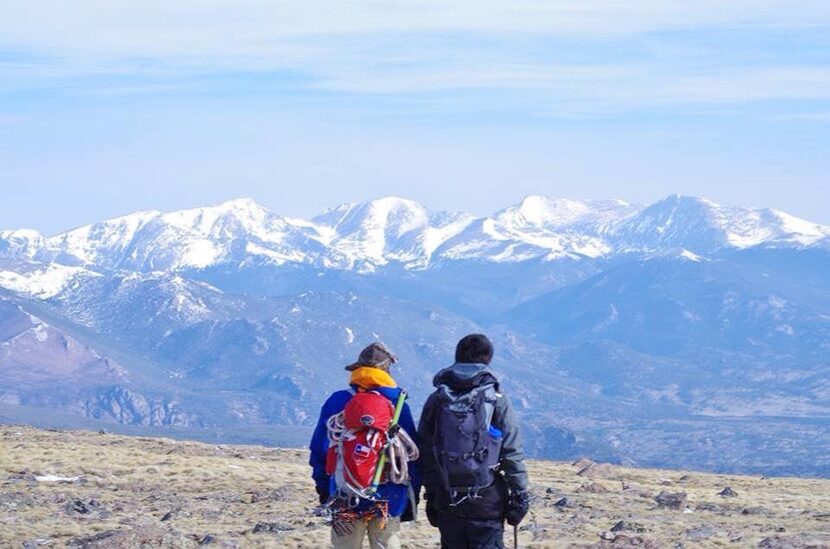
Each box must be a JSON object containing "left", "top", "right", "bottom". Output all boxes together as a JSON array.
[{"left": 369, "top": 389, "right": 407, "bottom": 493}]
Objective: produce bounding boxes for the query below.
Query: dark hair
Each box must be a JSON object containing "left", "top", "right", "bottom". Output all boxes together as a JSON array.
[{"left": 455, "top": 333, "right": 494, "bottom": 365}]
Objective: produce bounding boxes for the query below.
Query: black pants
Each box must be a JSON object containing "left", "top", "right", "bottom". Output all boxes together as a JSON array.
[{"left": 438, "top": 514, "right": 505, "bottom": 549}]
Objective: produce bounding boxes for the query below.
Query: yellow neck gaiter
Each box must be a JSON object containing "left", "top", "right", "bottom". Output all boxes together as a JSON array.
[{"left": 350, "top": 366, "right": 398, "bottom": 390}]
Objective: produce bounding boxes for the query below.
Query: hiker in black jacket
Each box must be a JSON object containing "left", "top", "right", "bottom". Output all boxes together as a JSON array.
[{"left": 418, "top": 334, "right": 530, "bottom": 549}]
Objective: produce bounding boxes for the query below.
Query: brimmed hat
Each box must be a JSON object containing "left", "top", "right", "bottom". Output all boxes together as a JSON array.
[{"left": 345, "top": 342, "right": 398, "bottom": 371}]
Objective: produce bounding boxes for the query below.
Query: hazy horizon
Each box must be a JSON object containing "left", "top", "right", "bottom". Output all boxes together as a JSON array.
[{"left": 2, "top": 192, "right": 829, "bottom": 236}]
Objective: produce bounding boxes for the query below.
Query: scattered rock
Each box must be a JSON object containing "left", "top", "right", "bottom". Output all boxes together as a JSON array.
[
  {"left": 6, "top": 471, "right": 37, "bottom": 484},
  {"left": 160, "top": 510, "right": 175, "bottom": 522},
  {"left": 654, "top": 491, "right": 687, "bottom": 510},
  {"left": 718, "top": 487, "right": 738, "bottom": 498},
  {"left": 64, "top": 498, "right": 105, "bottom": 516},
  {"left": 0, "top": 492, "right": 35, "bottom": 509},
  {"left": 573, "top": 457, "right": 596, "bottom": 469},
  {"left": 252, "top": 522, "right": 295, "bottom": 534},
  {"left": 577, "top": 462, "right": 617, "bottom": 479},
  {"left": 553, "top": 497, "right": 573, "bottom": 509},
  {"left": 199, "top": 534, "right": 216, "bottom": 545},
  {"left": 611, "top": 521, "right": 646, "bottom": 533},
  {"left": 66, "top": 499, "right": 92, "bottom": 514},
  {"left": 685, "top": 525, "right": 717, "bottom": 540},
  {"left": 67, "top": 530, "right": 120, "bottom": 546},
  {"left": 677, "top": 475, "right": 693, "bottom": 483},
  {"left": 519, "top": 523, "right": 547, "bottom": 535},
  {"left": 742, "top": 506, "right": 765, "bottom": 516},
  {"left": 758, "top": 534, "right": 826, "bottom": 548},
  {"left": 577, "top": 482, "right": 611, "bottom": 494},
  {"left": 620, "top": 482, "right": 652, "bottom": 498},
  {"left": 694, "top": 502, "right": 728, "bottom": 514},
  {"left": 588, "top": 534, "right": 661, "bottom": 548}
]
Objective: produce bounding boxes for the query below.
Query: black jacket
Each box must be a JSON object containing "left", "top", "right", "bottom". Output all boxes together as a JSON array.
[{"left": 418, "top": 363, "right": 529, "bottom": 519}]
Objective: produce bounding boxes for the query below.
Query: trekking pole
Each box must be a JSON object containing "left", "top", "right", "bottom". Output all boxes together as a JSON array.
[
  {"left": 514, "top": 524, "right": 518, "bottom": 549},
  {"left": 369, "top": 389, "right": 407, "bottom": 494}
]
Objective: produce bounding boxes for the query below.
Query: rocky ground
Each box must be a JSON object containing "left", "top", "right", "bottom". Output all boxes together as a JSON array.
[{"left": 1, "top": 426, "right": 829, "bottom": 548}]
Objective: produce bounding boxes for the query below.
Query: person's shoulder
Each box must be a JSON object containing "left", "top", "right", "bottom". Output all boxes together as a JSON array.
[
  {"left": 420, "top": 389, "right": 442, "bottom": 410},
  {"left": 322, "top": 389, "right": 354, "bottom": 409},
  {"left": 372, "top": 386, "right": 402, "bottom": 401}
]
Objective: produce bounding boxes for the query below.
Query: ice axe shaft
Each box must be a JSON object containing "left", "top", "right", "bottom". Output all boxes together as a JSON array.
[
  {"left": 514, "top": 524, "right": 519, "bottom": 549},
  {"left": 369, "top": 389, "right": 407, "bottom": 493}
]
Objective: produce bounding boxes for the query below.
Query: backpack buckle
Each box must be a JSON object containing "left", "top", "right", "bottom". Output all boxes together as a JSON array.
[{"left": 448, "top": 487, "right": 483, "bottom": 507}]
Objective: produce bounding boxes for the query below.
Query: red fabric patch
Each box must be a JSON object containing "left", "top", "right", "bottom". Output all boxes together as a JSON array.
[
  {"left": 343, "top": 392, "right": 394, "bottom": 431},
  {"left": 326, "top": 430, "right": 386, "bottom": 488}
]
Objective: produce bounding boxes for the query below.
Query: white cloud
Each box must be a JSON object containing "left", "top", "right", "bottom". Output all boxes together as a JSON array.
[
  {"left": 3, "top": 1, "right": 829, "bottom": 56},
  {"left": 1, "top": 1, "right": 829, "bottom": 113}
]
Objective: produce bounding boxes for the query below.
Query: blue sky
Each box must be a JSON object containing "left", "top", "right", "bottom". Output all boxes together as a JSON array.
[{"left": 1, "top": 1, "right": 829, "bottom": 233}]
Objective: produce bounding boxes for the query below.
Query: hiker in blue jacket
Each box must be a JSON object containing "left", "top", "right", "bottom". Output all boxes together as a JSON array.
[{"left": 309, "top": 342, "right": 420, "bottom": 549}]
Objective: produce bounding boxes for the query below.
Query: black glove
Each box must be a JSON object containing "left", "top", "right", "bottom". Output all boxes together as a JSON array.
[
  {"left": 506, "top": 490, "right": 530, "bottom": 526},
  {"left": 316, "top": 484, "right": 329, "bottom": 506},
  {"left": 425, "top": 493, "right": 439, "bottom": 527}
]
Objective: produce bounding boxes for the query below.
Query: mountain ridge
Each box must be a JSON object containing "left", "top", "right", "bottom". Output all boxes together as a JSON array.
[
  {"left": 2, "top": 195, "right": 828, "bottom": 281},
  {"left": 1, "top": 194, "right": 828, "bottom": 477}
]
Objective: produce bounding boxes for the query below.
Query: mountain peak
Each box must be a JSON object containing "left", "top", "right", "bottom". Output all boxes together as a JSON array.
[
  {"left": 215, "top": 197, "right": 267, "bottom": 211},
  {"left": 366, "top": 196, "right": 423, "bottom": 208},
  {"left": 499, "top": 195, "right": 637, "bottom": 232},
  {"left": 514, "top": 196, "right": 589, "bottom": 226},
  {"left": 651, "top": 194, "right": 718, "bottom": 210}
]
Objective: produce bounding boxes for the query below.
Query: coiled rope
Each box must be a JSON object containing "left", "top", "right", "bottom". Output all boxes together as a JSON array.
[{"left": 326, "top": 411, "right": 419, "bottom": 485}]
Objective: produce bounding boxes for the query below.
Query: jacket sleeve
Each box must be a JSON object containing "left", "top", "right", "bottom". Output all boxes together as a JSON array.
[
  {"left": 309, "top": 393, "right": 339, "bottom": 491},
  {"left": 417, "top": 392, "right": 440, "bottom": 493},
  {"left": 493, "top": 392, "right": 529, "bottom": 492},
  {"left": 399, "top": 402, "right": 421, "bottom": 496}
]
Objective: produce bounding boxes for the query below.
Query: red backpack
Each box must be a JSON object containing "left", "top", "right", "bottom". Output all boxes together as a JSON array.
[{"left": 326, "top": 391, "right": 395, "bottom": 496}]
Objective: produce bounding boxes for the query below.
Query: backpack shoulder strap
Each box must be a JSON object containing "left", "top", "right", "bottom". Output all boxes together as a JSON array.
[
  {"left": 472, "top": 384, "right": 498, "bottom": 451},
  {"left": 480, "top": 384, "right": 498, "bottom": 430}
]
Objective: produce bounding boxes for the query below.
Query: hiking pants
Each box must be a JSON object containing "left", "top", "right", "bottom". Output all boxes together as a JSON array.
[
  {"left": 331, "top": 517, "right": 401, "bottom": 549},
  {"left": 437, "top": 514, "right": 505, "bottom": 549}
]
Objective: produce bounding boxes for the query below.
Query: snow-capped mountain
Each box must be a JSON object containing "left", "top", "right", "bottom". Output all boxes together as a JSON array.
[
  {"left": 1, "top": 195, "right": 827, "bottom": 283},
  {"left": 612, "top": 195, "right": 830, "bottom": 253},
  {"left": 1, "top": 194, "right": 829, "bottom": 476}
]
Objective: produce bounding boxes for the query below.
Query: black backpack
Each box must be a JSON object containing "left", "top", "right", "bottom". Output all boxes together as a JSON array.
[{"left": 432, "top": 383, "right": 502, "bottom": 506}]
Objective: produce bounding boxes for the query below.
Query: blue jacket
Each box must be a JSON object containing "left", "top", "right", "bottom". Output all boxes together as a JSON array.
[{"left": 309, "top": 385, "right": 421, "bottom": 519}]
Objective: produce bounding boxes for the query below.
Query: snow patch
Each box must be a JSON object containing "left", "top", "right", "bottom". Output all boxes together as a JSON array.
[
  {"left": 776, "top": 324, "right": 795, "bottom": 336},
  {"left": 35, "top": 475, "right": 80, "bottom": 483},
  {"left": 0, "top": 264, "right": 94, "bottom": 299},
  {"left": 33, "top": 324, "right": 49, "bottom": 342},
  {"left": 679, "top": 249, "right": 702, "bottom": 262}
]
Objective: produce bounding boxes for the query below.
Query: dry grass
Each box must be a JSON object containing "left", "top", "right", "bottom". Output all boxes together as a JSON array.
[{"left": 1, "top": 425, "right": 829, "bottom": 548}]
